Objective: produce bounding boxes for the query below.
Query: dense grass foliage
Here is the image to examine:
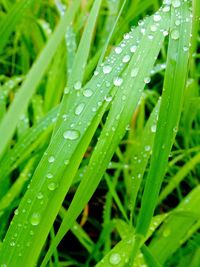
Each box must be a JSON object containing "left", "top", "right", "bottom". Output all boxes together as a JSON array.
[{"left": 0, "top": 0, "right": 199, "bottom": 266}]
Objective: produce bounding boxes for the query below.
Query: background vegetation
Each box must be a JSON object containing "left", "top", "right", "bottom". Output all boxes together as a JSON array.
[{"left": 0, "top": 0, "right": 199, "bottom": 266}]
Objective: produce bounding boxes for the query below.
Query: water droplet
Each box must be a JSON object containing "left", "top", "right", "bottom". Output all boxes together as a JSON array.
[
  {"left": 75, "top": 103, "right": 85, "bottom": 115},
  {"left": 105, "top": 96, "right": 112, "bottom": 102},
  {"left": 113, "top": 77, "right": 123, "bottom": 87},
  {"left": 30, "top": 213, "right": 40, "bottom": 226},
  {"left": 131, "top": 68, "right": 139, "bottom": 77},
  {"left": 48, "top": 182, "right": 56, "bottom": 191},
  {"left": 37, "top": 192, "right": 44, "bottom": 199},
  {"left": 63, "top": 130, "right": 80, "bottom": 140},
  {"left": 172, "top": 0, "right": 181, "bottom": 8},
  {"left": 183, "top": 46, "right": 188, "bottom": 52},
  {"left": 150, "top": 25, "right": 157, "bottom": 32},
  {"left": 10, "top": 241, "right": 16, "bottom": 247},
  {"left": 130, "top": 45, "right": 137, "bottom": 53},
  {"left": 83, "top": 89, "right": 93, "bottom": 97},
  {"left": 144, "top": 77, "right": 151, "bottom": 84},
  {"left": 103, "top": 65, "right": 112, "bottom": 74},
  {"left": 145, "top": 145, "right": 151, "bottom": 151},
  {"left": 124, "top": 33, "right": 130, "bottom": 39},
  {"left": 171, "top": 29, "right": 180, "bottom": 40},
  {"left": 122, "top": 55, "right": 131, "bottom": 63},
  {"left": 109, "top": 253, "right": 121, "bottom": 265},
  {"left": 64, "top": 159, "right": 69, "bottom": 165},
  {"left": 48, "top": 156, "right": 55, "bottom": 163},
  {"left": 115, "top": 47, "right": 122, "bottom": 54},
  {"left": 163, "top": 5, "right": 170, "bottom": 12},
  {"left": 153, "top": 14, "right": 161, "bottom": 22},
  {"left": 74, "top": 81, "right": 82, "bottom": 90},
  {"left": 151, "top": 125, "right": 157, "bottom": 133},
  {"left": 46, "top": 173, "right": 53, "bottom": 179},
  {"left": 163, "top": 30, "right": 169, "bottom": 36}
]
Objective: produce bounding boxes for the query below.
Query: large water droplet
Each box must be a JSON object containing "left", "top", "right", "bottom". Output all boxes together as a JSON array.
[
  {"left": 46, "top": 173, "right": 53, "bottom": 179},
  {"left": 103, "top": 65, "right": 112, "bottom": 74},
  {"left": 63, "top": 130, "right": 80, "bottom": 140},
  {"left": 30, "top": 213, "right": 40, "bottom": 226},
  {"left": 113, "top": 77, "right": 123, "bottom": 87},
  {"left": 109, "top": 253, "right": 122, "bottom": 265},
  {"left": 75, "top": 103, "right": 85, "bottom": 115}
]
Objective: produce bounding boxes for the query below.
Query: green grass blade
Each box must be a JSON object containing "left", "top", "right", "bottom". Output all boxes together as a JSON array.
[
  {"left": 0, "top": 0, "right": 81, "bottom": 159},
  {"left": 131, "top": 2, "right": 193, "bottom": 261},
  {"left": 41, "top": 7, "right": 170, "bottom": 264}
]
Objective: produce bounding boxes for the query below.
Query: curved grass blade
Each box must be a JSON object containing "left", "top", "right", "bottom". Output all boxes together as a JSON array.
[
  {"left": 41, "top": 7, "right": 170, "bottom": 264},
  {"left": 0, "top": 14, "right": 152, "bottom": 265}
]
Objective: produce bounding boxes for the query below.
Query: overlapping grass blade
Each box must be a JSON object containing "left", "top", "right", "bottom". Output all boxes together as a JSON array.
[{"left": 41, "top": 7, "right": 170, "bottom": 264}]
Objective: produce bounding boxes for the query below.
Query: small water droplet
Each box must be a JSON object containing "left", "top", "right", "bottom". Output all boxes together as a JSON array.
[
  {"left": 153, "top": 14, "right": 161, "bottom": 22},
  {"left": 113, "top": 77, "right": 123, "bottom": 87},
  {"left": 83, "top": 89, "right": 93, "bottom": 97},
  {"left": 74, "top": 81, "right": 82, "bottom": 90},
  {"left": 46, "top": 173, "right": 53, "bottom": 179},
  {"left": 130, "top": 45, "right": 137, "bottom": 53},
  {"left": 151, "top": 125, "right": 157, "bottom": 133},
  {"left": 48, "top": 156, "right": 55, "bottom": 163},
  {"left": 115, "top": 46, "right": 122, "bottom": 54},
  {"left": 124, "top": 33, "right": 130, "bottom": 39},
  {"left": 48, "top": 182, "right": 56, "bottom": 191},
  {"left": 109, "top": 253, "right": 121, "bottom": 265},
  {"left": 75, "top": 103, "right": 85, "bottom": 115},
  {"left": 131, "top": 68, "right": 139, "bottom": 77},
  {"left": 171, "top": 29, "right": 180, "bottom": 40},
  {"left": 10, "top": 241, "right": 16, "bottom": 247},
  {"left": 63, "top": 130, "right": 80, "bottom": 140},
  {"left": 150, "top": 25, "right": 157, "bottom": 32},
  {"left": 103, "top": 65, "right": 112, "bottom": 74},
  {"left": 122, "top": 55, "right": 131, "bottom": 63},
  {"left": 144, "top": 77, "right": 151, "bottom": 84},
  {"left": 30, "top": 213, "right": 40, "bottom": 226},
  {"left": 37, "top": 192, "right": 44, "bottom": 199},
  {"left": 145, "top": 145, "right": 151, "bottom": 151},
  {"left": 172, "top": 0, "right": 181, "bottom": 8}
]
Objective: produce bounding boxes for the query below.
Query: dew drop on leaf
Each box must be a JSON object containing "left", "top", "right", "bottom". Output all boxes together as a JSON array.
[
  {"left": 48, "top": 182, "right": 56, "bottom": 191},
  {"left": 30, "top": 213, "right": 40, "bottom": 226},
  {"left": 131, "top": 68, "right": 139, "bottom": 77},
  {"left": 63, "top": 130, "right": 80, "bottom": 140},
  {"left": 73, "top": 81, "right": 82, "bottom": 90},
  {"left": 48, "top": 156, "right": 55, "bottom": 163},
  {"left": 75, "top": 103, "right": 85, "bottom": 115},
  {"left": 113, "top": 77, "right": 123, "bottom": 87},
  {"left": 172, "top": 0, "right": 181, "bottom": 8},
  {"left": 151, "top": 125, "right": 157, "bottom": 133},
  {"left": 109, "top": 253, "right": 122, "bottom": 265},
  {"left": 122, "top": 55, "right": 131, "bottom": 63},
  {"left": 103, "top": 65, "right": 112, "bottom": 74},
  {"left": 115, "top": 47, "right": 122, "bottom": 54},
  {"left": 171, "top": 29, "right": 180, "bottom": 40},
  {"left": 83, "top": 89, "right": 93, "bottom": 97}
]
